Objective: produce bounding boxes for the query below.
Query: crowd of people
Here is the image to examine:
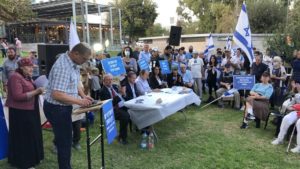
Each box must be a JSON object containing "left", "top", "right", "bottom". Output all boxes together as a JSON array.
[{"left": 2, "top": 40, "right": 300, "bottom": 169}]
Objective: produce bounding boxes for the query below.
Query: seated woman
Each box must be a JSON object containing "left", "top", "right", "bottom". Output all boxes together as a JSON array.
[
  {"left": 167, "top": 68, "right": 183, "bottom": 87},
  {"left": 240, "top": 71, "right": 274, "bottom": 129},
  {"left": 271, "top": 84, "right": 300, "bottom": 153},
  {"left": 149, "top": 66, "right": 167, "bottom": 89}
]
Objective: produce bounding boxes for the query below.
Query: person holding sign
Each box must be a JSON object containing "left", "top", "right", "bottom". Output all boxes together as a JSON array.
[
  {"left": 99, "top": 74, "right": 130, "bottom": 145},
  {"left": 44, "top": 43, "right": 93, "bottom": 169},
  {"left": 240, "top": 71, "right": 273, "bottom": 129}
]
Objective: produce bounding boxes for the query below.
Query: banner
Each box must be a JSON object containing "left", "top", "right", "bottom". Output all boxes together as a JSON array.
[
  {"left": 69, "top": 20, "right": 80, "bottom": 50},
  {"left": 138, "top": 59, "right": 150, "bottom": 71},
  {"left": 101, "top": 57, "right": 126, "bottom": 76},
  {"left": 233, "top": 75, "right": 255, "bottom": 90},
  {"left": 102, "top": 100, "right": 117, "bottom": 144},
  {"left": 0, "top": 98, "right": 8, "bottom": 160},
  {"left": 233, "top": 2, "right": 254, "bottom": 65},
  {"left": 159, "top": 60, "right": 171, "bottom": 74}
]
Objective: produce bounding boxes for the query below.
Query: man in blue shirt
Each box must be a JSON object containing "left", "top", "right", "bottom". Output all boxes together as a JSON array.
[
  {"left": 180, "top": 64, "right": 194, "bottom": 88},
  {"left": 185, "top": 45, "right": 194, "bottom": 61},
  {"left": 138, "top": 44, "right": 151, "bottom": 63},
  {"left": 44, "top": 43, "right": 93, "bottom": 169}
]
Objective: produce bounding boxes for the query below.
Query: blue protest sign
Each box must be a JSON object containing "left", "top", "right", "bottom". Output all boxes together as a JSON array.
[
  {"left": 138, "top": 59, "right": 150, "bottom": 71},
  {"left": 159, "top": 60, "right": 171, "bottom": 74},
  {"left": 0, "top": 98, "right": 8, "bottom": 160},
  {"left": 102, "top": 100, "right": 117, "bottom": 144},
  {"left": 171, "top": 61, "right": 179, "bottom": 69},
  {"left": 233, "top": 75, "right": 255, "bottom": 90},
  {"left": 101, "top": 57, "right": 126, "bottom": 76}
]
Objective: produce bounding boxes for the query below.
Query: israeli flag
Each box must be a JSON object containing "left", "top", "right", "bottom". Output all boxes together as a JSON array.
[
  {"left": 204, "top": 34, "right": 215, "bottom": 61},
  {"left": 69, "top": 20, "right": 80, "bottom": 50},
  {"left": 233, "top": 2, "right": 254, "bottom": 65},
  {"left": 225, "top": 36, "right": 232, "bottom": 51}
]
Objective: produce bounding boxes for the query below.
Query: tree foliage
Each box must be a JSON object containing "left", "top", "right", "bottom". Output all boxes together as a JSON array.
[
  {"left": 247, "top": 0, "right": 287, "bottom": 33},
  {"left": 266, "top": 1, "right": 300, "bottom": 61},
  {"left": 0, "top": 0, "right": 34, "bottom": 22},
  {"left": 145, "top": 23, "right": 169, "bottom": 37},
  {"left": 177, "top": 0, "right": 287, "bottom": 34},
  {"left": 111, "top": 0, "right": 158, "bottom": 42}
]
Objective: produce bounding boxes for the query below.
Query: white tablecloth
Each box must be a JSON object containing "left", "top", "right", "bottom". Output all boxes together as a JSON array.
[{"left": 124, "top": 87, "right": 201, "bottom": 129}]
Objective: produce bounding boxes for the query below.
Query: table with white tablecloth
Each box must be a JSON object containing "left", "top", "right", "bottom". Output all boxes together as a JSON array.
[{"left": 124, "top": 87, "right": 201, "bottom": 129}]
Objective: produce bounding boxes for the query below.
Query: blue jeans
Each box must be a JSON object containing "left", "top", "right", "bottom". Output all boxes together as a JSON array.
[{"left": 44, "top": 101, "right": 73, "bottom": 169}]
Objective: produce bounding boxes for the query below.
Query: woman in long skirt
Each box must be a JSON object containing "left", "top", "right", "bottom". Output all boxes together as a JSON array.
[{"left": 6, "top": 57, "right": 44, "bottom": 169}]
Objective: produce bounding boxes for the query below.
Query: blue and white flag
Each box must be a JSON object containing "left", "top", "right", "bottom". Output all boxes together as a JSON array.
[
  {"left": 233, "top": 2, "right": 254, "bottom": 65},
  {"left": 69, "top": 20, "right": 80, "bottom": 50},
  {"left": 225, "top": 36, "right": 232, "bottom": 51},
  {"left": 204, "top": 33, "right": 215, "bottom": 61},
  {"left": 0, "top": 98, "right": 8, "bottom": 160}
]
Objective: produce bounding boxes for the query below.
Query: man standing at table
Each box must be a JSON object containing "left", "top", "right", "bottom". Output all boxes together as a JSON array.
[{"left": 44, "top": 43, "right": 93, "bottom": 169}]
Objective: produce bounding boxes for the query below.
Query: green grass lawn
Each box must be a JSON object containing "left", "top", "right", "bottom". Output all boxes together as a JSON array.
[{"left": 1, "top": 100, "right": 300, "bottom": 169}]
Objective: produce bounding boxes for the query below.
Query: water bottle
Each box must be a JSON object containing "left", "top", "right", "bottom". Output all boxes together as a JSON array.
[
  {"left": 140, "top": 133, "right": 148, "bottom": 149},
  {"left": 148, "top": 133, "right": 154, "bottom": 150}
]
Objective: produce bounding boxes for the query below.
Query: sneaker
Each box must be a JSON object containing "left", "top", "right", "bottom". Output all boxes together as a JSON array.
[
  {"left": 271, "top": 138, "right": 283, "bottom": 145},
  {"left": 240, "top": 122, "right": 248, "bottom": 129},
  {"left": 72, "top": 143, "right": 81, "bottom": 150},
  {"left": 246, "top": 113, "right": 255, "bottom": 120},
  {"left": 291, "top": 146, "right": 300, "bottom": 153}
]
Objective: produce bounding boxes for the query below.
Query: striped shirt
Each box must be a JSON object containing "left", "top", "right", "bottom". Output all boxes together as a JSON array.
[{"left": 44, "top": 52, "right": 80, "bottom": 106}]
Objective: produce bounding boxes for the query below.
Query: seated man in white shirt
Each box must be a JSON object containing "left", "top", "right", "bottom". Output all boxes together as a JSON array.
[
  {"left": 135, "top": 69, "right": 160, "bottom": 95},
  {"left": 180, "top": 63, "right": 194, "bottom": 88}
]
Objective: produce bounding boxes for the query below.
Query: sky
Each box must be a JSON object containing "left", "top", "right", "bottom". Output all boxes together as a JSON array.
[
  {"left": 152, "top": 0, "right": 179, "bottom": 28},
  {"left": 33, "top": 0, "right": 180, "bottom": 28}
]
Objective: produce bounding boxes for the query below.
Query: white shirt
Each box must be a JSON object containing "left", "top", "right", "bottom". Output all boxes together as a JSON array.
[
  {"left": 188, "top": 58, "right": 204, "bottom": 78},
  {"left": 130, "top": 83, "right": 137, "bottom": 98},
  {"left": 221, "top": 57, "right": 234, "bottom": 71}
]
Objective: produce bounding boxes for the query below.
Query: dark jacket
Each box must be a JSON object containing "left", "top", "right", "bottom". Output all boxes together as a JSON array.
[
  {"left": 167, "top": 74, "right": 183, "bottom": 87},
  {"left": 99, "top": 85, "right": 121, "bottom": 107},
  {"left": 149, "top": 75, "right": 165, "bottom": 89},
  {"left": 123, "top": 81, "right": 139, "bottom": 101},
  {"left": 251, "top": 62, "right": 268, "bottom": 82}
]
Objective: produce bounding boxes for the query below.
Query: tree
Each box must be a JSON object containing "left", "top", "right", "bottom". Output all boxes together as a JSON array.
[
  {"left": 145, "top": 23, "right": 169, "bottom": 37},
  {"left": 111, "top": 0, "right": 158, "bottom": 43},
  {"left": 0, "top": 0, "right": 34, "bottom": 22},
  {"left": 177, "top": 0, "right": 241, "bottom": 33},
  {"left": 247, "top": 0, "right": 287, "bottom": 33},
  {"left": 266, "top": 1, "right": 300, "bottom": 62},
  {"left": 177, "top": 0, "right": 287, "bottom": 34}
]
